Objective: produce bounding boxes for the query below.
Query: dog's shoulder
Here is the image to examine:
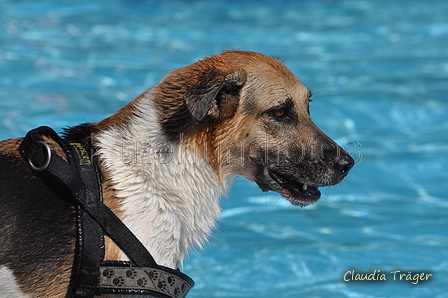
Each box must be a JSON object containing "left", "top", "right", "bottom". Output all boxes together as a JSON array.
[
  {"left": 0, "top": 137, "right": 23, "bottom": 159},
  {"left": 0, "top": 137, "right": 31, "bottom": 192},
  {"left": 0, "top": 136, "right": 76, "bottom": 298}
]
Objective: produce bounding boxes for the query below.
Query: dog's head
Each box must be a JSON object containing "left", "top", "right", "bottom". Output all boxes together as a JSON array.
[{"left": 154, "top": 50, "right": 354, "bottom": 207}]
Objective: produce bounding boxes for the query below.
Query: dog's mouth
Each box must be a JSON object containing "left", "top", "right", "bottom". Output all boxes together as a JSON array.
[{"left": 265, "top": 169, "right": 321, "bottom": 207}]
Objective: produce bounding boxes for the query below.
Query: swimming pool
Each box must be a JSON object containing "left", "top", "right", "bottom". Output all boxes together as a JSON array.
[{"left": 1, "top": 0, "right": 447, "bottom": 297}]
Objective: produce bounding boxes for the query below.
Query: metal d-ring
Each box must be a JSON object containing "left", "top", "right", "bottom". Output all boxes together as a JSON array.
[{"left": 29, "top": 141, "right": 52, "bottom": 172}]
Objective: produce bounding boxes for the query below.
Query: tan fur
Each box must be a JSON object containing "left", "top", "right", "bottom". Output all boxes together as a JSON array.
[
  {"left": 101, "top": 171, "right": 125, "bottom": 261},
  {"left": 0, "top": 138, "right": 24, "bottom": 157},
  {"left": 0, "top": 51, "right": 353, "bottom": 297},
  {"left": 147, "top": 51, "right": 311, "bottom": 182},
  {"left": 18, "top": 243, "right": 75, "bottom": 297},
  {"left": 90, "top": 51, "right": 312, "bottom": 183}
]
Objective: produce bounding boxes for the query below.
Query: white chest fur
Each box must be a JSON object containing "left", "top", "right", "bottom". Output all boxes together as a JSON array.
[
  {"left": 0, "top": 266, "right": 31, "bottom": 298},
  {"left": 95, "top": 92, "right": 231, "bottom": 269}
]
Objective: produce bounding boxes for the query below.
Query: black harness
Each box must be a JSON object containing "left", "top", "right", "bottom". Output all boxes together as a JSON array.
[{"left": 19, "top": 126, "right": 194, "bottom": 298}]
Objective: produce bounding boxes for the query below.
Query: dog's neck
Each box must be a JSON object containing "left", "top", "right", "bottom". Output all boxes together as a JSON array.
[{"left": 94, "top": 90, "right": 232, "bottom": 269}]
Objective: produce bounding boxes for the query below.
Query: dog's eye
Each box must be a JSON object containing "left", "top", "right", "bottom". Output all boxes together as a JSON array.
[
  {"left": 265, "top": 100, "right": 296, "bottom": 123},
  {"left": 270, "top": 107, "right": 291, "bottom": 121},
  {"left": 273, "top": 108, "right": 286, "bottom": 118}
]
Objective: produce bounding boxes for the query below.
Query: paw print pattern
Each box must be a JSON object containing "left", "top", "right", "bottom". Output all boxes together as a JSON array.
[
  {"left": 173, "top": 282, "right": 189, "bottom": 298},
  {"left": 147, "top": 269, "right": 159, "bottom": 282},
  {"left": 156, "top": 280, "right": 168, "bottom": 292},
  {"left": 98, "top": 266, "right": 192, "bottom": 298},
  {"left": 174, "top": 287, "right": 181, "bottom": 297},
  {"left": 125, "top": 269, "right": 138, "bottom": 279},
  {"left": 102, "top": 268, "right": 114, "bottom": 278},
  {"left": 181, "top": 283, "right": 187, "bottom": 293},
  {"left": 112, "top": 276, "right": 125, "bottom": 287},
  {"left": 167, "top": 276, "right": 176, "bottom": 286},
  {"left": 137, "top": 277, "right": 148, "bottom": 287}
]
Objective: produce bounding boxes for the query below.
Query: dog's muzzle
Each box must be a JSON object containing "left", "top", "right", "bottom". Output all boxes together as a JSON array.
[
  {"left": 267, "top": 169, "right": 322, "bottom": 207},
  {"left": 256, "top": 148, "right": 354, "bottom": 207}
]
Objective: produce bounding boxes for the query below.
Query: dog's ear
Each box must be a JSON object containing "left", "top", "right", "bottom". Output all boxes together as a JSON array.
[{"left": 186, "top": 69, "right": 247, "bottom": 123}]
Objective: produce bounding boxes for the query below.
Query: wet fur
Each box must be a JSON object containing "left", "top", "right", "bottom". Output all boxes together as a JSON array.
[{"left": 0, "top": 50, "right": 353, "bottom": 297}]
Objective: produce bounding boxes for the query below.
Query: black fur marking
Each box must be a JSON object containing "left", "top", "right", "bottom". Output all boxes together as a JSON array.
[
  {"left": 185, "top": 70, "right": 225, "bottom": 123},
  {"left": 159, "top": 69, "right": 247, "bottom": 143},
  {"left": 0, "top": 153, "right": 76, "bottom": 294},
  {"left": 62, "top": 123, "right": 98, "bottom": 151},
  {"left": 158, "top": 99, "right": 196, "bottom": 144}
]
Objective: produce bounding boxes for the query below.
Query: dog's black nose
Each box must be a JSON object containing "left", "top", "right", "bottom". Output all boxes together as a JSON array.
[{"left": 335, "top": 152, "right": 355, "bottom": 179}]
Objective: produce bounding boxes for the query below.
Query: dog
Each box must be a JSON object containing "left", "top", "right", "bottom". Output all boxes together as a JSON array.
[{"left": 0, "top": 50, "right": 354, "bottom": 297}]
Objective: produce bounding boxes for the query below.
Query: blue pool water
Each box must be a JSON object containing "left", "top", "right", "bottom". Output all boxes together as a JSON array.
[{"left": 1, "top": 1, "right": 448, "bottom": 297}]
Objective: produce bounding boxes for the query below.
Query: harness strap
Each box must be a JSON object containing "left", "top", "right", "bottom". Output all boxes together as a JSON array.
[
  {"left": 97, "top": 261, "right": 194, "bottom": 298},
  {"left": 19, "top": 126, "right": 194, "bottom": 298},
  {"left": 19, "top": 126, "right": 102, "bottom": 297},
  {"left": 69, "top": 142, "right": 105, "bottom": 298}
]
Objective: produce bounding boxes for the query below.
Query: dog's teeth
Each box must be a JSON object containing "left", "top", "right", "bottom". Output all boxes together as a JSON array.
[{"left": 303, "top": 183, "right": 308, "bottom": 191}]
